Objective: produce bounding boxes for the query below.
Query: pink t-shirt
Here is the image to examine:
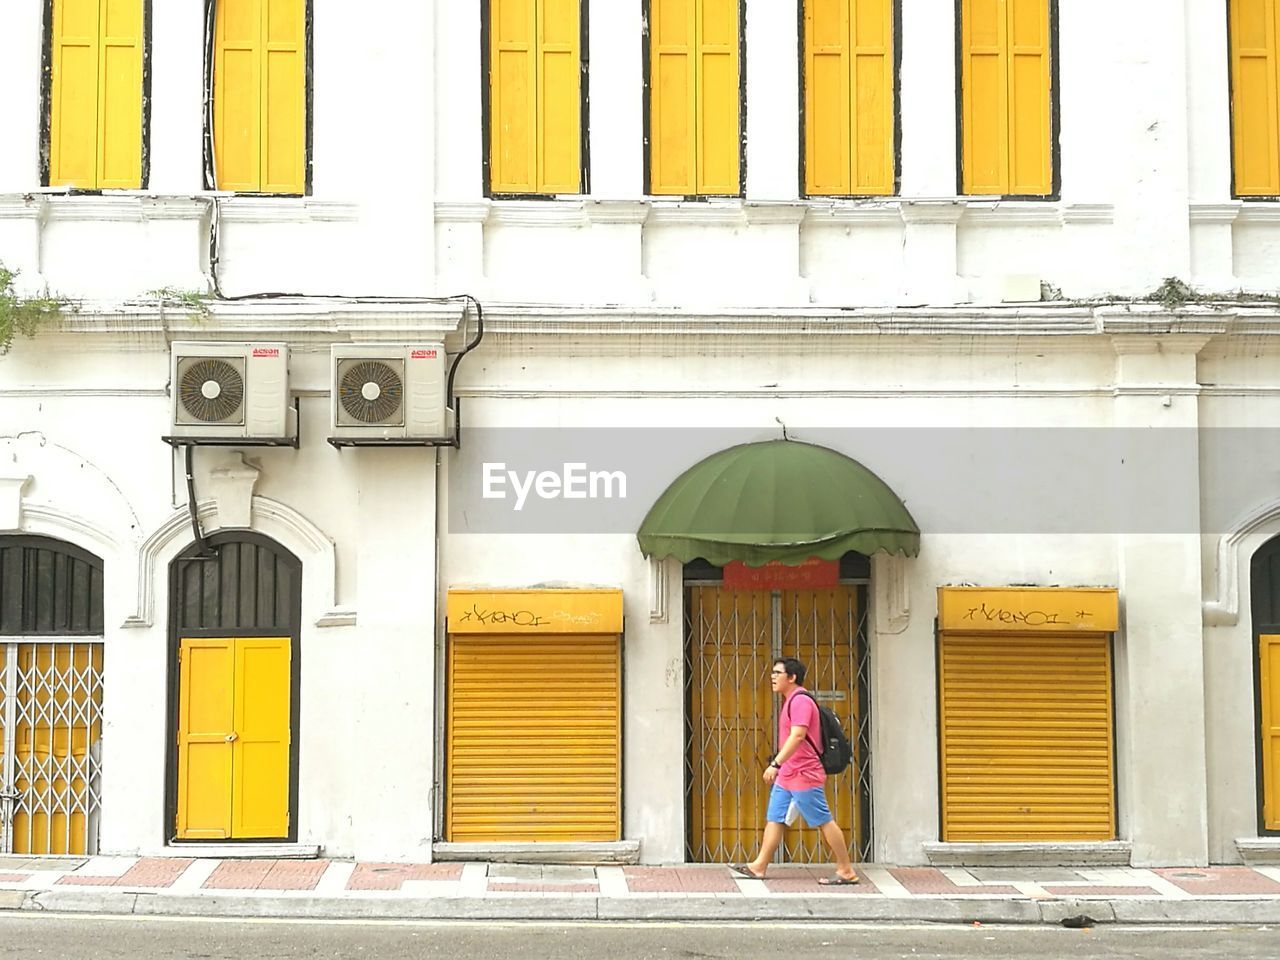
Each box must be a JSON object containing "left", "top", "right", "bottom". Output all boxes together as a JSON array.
[{"left": 777, "top": 688, "right": 826, "bottom": 790}]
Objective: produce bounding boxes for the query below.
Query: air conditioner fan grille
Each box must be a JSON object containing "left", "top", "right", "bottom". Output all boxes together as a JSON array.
[
  {"left": 339, "top": 360, "right": 404, "bottom": 424},
  {"left": 179, "top": 358, "right": 245, "bottom": 423}
]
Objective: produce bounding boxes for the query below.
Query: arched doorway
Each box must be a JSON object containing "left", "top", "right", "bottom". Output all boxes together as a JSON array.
[
  {"left": 1253, "top": 534, "right": 1280, "bottom": 834},
  {"left": 166, "top": 532, "right": 301, "bottom": 842},
  {"left": 637, "top": 439, "right": 919, "bottom": 863},
  {"left": 0, "top": 535, "right": 105, "bottom": 855}
]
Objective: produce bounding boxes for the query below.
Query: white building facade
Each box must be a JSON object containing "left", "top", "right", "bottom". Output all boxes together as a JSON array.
[{"left": 0, "top": 0, "right": 1279, "bottom": 868}]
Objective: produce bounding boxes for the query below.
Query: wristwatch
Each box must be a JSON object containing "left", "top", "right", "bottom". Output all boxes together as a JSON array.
[{"left": 769, "top": 760, "right": 782, "bottom": 770}]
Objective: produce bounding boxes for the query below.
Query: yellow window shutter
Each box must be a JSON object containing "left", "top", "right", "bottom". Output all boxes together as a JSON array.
[
  {"left": 1006, "top": 0, "right": 1050, "bottom": 195},
  {"left": 650, "top": 0, "right": 699, "bottom": 194},
  {"left": 96, "top": 0, "right": 144, "bottom": 188},
  {"left": 214, "top": 0, "right": 305, "bottom": 194},
  {"left": 962, "top": 0, "right": 1009, "bottom": 194},
  {"left": 537, "top": 0, "right": 581, "bottom": 192},
  {"left": 50, "top": 0, "right": 103, "bottom": 188},
  {"left": 261, "top": 0, "right": 306, "bottom": 194},
  {"left": 805, "top": 0, "right": 852, "bottom": 194},
  {"left": 963, "top": 0, "right": 1050, "bottom": 196},
  {"left": 806, "top": 0, "right": 894, "bottom": 197},
  {"left": 850, "top": 0, "right": 894, "bottom": 194},
  {"left": 696, "top": 0, "right": 740, "bottom": 194},
  {"left": 490, "top": 0, "right": 537, "bottom": 193},
  {"left": 214, "top": 0, "right": 264, "bottom": 192},
  {"left": 1231, "top": 0, "right": 1280, "bottom": 196},
  {"left": 176, "top": 638, "right": 236, "bottom": 840}
]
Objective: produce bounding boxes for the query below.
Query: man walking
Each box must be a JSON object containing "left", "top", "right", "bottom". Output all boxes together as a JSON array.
[{"left": 729, "top": 657, "right": 860, "bottom": 884}]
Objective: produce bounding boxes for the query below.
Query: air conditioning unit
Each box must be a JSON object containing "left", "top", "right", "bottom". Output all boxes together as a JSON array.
[
  {"left": 329, "top": 344, "right": 450, "bottom": 443},
  {"left": 169, "top": 342, "right": 291, "bottom": 440}
]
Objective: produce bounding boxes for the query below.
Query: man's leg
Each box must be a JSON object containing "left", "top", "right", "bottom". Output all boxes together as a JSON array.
[
  {"left": 818, "top": 819, "right": 858, "bottom": 881},
  {"left": 747, "top": 821, "right": 785, "bottom": 877}
]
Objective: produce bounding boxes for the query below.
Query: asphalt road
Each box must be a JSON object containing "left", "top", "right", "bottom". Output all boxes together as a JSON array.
[{"left": 1, "top": 915, "right": 1279, "bottom": 959}]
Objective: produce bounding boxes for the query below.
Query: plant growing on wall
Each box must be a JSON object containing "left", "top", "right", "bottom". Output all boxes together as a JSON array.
[{"left": 0, "top": 262, "right": 63, "bottom": 354}]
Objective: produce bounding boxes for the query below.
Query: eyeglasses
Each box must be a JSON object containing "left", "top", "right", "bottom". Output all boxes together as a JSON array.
[{"left": 769, "top": 670, "right": 787, "bottom": 676}]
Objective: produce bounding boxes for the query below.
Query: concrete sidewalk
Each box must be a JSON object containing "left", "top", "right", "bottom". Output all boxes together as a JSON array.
[{"left": 3, "top": 856, "right": 1280, "bottom": 925}]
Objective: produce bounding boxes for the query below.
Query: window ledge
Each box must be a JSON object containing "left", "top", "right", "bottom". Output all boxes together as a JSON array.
[
  {"left": 923, "top": 841, "right": 1133, "bottom": 867},
  {"left": 1190, "top": 202, "right": 1243, "bottom": 225},
  {"left": 214, "top": 197, "right": 358, "bottom": 224},
  {"left": 1237, "top": 203, "right": 1280, "bottom": 225},
  {"left": 1235, "top": 838, "right": 1280, "bottom": 865},
  {"left": 42, "top": 194, "right": 209, "bottom": 223}
]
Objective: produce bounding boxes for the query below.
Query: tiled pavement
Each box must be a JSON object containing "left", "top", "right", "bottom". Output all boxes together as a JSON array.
[{"left": 3, "top": 857, "right": 1280, "bottom": 924}]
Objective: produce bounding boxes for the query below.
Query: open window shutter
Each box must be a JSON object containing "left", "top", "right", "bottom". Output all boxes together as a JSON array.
[
  {"left": 490, "top": 0, "right": 537, "bottom": 192},
  {"left": 260, "top": 0, "right": 306, "bottom": 194},
  {"left": 49, "top": 0, "right": 102, "bottom": 187},
  {"left": 650, "top": 0, "right": 698, "bottom": 195},
  {"left": 1006, "top": 0, "right": 1051, "bottom": 195},
  {"left": 1231, "top": 0, "right": 1280, "bottom": 196},
  {"left": 850, "top": 0, "right": 893, "bottom": 194},
  {"left": 537, "top": 0, "right": 581, "bottom": 192},
  {"left": 962, "top": 0, "right": 1009, "bottom": 194},
  {"left": 214, "top": 0, "right": 264, "bottom": 191},
  {"left": 96, "top": 0, "right": 143, "bottom": 188},
  {"left": 805, "top": 0, "right": 852, "bottom": 194},
  {"left": 695, "top": 0, "right": 739, "bottom": 194}
]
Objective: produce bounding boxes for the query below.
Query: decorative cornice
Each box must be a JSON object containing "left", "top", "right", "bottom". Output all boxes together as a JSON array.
[
  {"left": 488, "top": 200, "right": 588, "bottom": 227},
  {"left": 962, "top": 202, "right": 1061, "bottom": 226},
  {"left": 434, "top": 201, "right": 492, "bottom": 223},
  {"left": 216, "top": 197, "right": 358, "bottom": 223},
  {"left": 803, "top": 201, "right": 903, "bottom": 226},
  {"left": 44, "top": 195, "right": 209, "bottom": 223},
  {"left": 646, "top": 201, "right": 748, "bottom": 226},
  {"left": 898, "top": 199, "right": 966, "bottom": 225},
  {"left": 742, "top": 202, "right": 808, "bottom": 226},
  {"left": 1062, "top": 203, "right": 1116, "bottom": 225},
  {"left": 1238, "top": 202, "right": 1280, "bottom": 224},
  {"left": 0, "top": 196, "right": 44, "bottom": 220},
  {"left": 1189, "top": 202, "right": 1243, "bottom": 225},
  {"left": 586, "top": 200, "right": 650, "bottom": 225}
]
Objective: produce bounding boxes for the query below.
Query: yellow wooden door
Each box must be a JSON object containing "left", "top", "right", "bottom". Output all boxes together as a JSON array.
[
  {"left": 1260, "top": 635, "right": 1280, "bottom": 829},
  {"left": 686, "top": 585, "right": 862, "bottom": 863},
  {"left": 176, "top": 637, "right": 290, "bottom": 840},
  {"left": 447, "top": 634, "right": 621, "bottom": 841},
  {"left": 938, "top": 631, "right": 1115, "bottom": 840}
]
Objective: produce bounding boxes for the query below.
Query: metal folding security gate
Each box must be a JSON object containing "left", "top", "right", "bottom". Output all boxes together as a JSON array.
[
  {"left": 684, "top": 574, "right": 872, "bottom": 864},
  {"left": 0, "top": 536, "right": 106, "bottom": 855}
]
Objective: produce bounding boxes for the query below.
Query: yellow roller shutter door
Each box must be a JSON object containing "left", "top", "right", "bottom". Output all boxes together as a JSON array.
[
  {"left": 939, "top": 632, "right": 1115, "bottom": 841},
  {"left": 447, "top": 634, "right": 621, "bottom": 842}
]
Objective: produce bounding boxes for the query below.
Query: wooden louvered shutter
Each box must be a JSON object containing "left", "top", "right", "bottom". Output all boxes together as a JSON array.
[
  {"left": 939, "top": 632, "right": 1116, "bottom": 841},
  {"left": 261, "top": 0, "right": 306, "bottom": 194},
  {"left": 1231, "top": 0, "right": 1280, "bottom": 196},
  {"left": 447, "top": 634, "right": 621, "bottom": 842},
  {"left": 650, "top": 0, "right": 699, "bottom": 194},
  {"left": 962, "top": 0, "right": 1051, "bottom": 196}
]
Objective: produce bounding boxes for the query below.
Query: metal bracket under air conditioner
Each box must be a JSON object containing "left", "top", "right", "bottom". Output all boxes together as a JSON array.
[{"left": 163, "top": 398, "right": 302, "bottom": 449}]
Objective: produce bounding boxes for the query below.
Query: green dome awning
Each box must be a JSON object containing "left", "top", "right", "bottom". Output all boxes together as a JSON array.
[{"left": 636, "top": 439, "right": 920, "bottom": 566}]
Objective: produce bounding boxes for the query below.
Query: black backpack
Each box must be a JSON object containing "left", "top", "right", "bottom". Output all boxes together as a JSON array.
[{"left": 786, "top": 690, "right": 854, "bottom": 775}]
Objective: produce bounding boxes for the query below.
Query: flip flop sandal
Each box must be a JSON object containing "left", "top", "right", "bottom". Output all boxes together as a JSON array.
[
  {"left": 817, "top": 875, "right": 860, "bottom": 885},
  {"left": 728, "top": 863, "right": 765, "bottom": 880}
]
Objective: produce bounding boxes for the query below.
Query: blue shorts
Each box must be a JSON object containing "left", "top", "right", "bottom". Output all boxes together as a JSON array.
[{"left": 766, "top": 783, "right": 833, "bottom": 828}]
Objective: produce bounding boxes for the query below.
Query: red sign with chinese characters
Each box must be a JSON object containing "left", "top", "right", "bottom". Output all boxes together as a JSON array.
[{"left": 723, "top": 557, "right": 839, "bottom": 591}]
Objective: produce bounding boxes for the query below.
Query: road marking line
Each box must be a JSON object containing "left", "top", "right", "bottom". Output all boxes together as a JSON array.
[
  {"left": 596, "top": 866, "right": 628, "bottom": 898},
  {"left": 169, "top": 859, "right": 220, "bottom": 893},
  {"left": 862, "top": 867, "right": 910, "bottom": 898}
]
